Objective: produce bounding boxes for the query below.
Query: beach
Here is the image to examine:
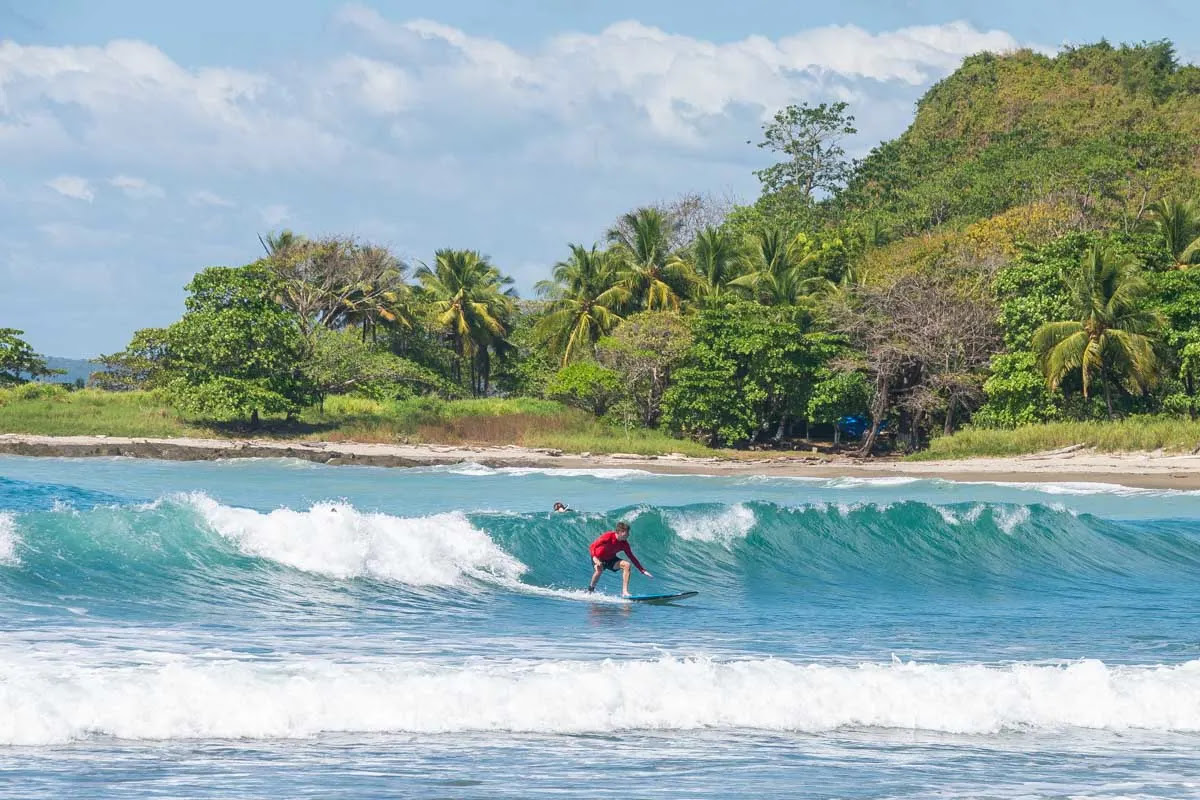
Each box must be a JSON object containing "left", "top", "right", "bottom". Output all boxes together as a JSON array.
[{"left": 1, "top": 432, "right": 1198, "bottom": 490}]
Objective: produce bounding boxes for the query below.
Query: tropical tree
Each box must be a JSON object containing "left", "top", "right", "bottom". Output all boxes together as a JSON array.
[
  {"left": 729, "top": 229, "right": 829, "bottom": 305},
  {"left": 534, "top": 245, "right": 629, "bottom": 366},
  {"left": 258, "top": 229, "right": 305, "bottom": 257},
  {"left": 672, "top": 227, "right": 745, "bottom": 307},
  {"left": 0, "top": 329, "right": 57, "bottom": 385},
  {"left": 415, "top": 249, "right": 516, "bottom": 395},
  {"left": 606, "top": 207, "right": 694, "bottom": 310},
  {"left": 160, "top": 266, "right": 314, "bottom": 426},
  {"left": 329, "top": 245, "right": 416, "bottom": 342},
  {"left": 265, "top": 237, "right": 412, "bottom": 344},
  {"left": 1146, "top": 197, "right": 1200, "bottom": 269},
  {"left": 1032, "top": 244, "right": 1164, "bottom": 417}
]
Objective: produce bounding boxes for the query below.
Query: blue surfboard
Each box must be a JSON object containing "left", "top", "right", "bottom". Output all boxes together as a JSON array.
[{"left": 623, "top": 591, "right": 698, "bottom": 604}]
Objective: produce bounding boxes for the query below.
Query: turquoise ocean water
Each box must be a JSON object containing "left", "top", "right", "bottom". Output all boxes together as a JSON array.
[{"left": 1, "top": 455, "right": 1199, "bottom": 798}]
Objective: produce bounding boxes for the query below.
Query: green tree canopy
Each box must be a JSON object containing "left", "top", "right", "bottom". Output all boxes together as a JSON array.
[
  {"left": 534, "top": 245, "right": 629, "bottom": 366},
  {"left": 161, "top": 266, "right": 314, "bottom": 424},
  {"left": 663, "top": 302, "right": 834, "bottom": 446},
  {"left": 416, "top": 249, "right": 516, "bottom": 395},
  {"left": 1032, "top": 243, "right": 1164, "bottom": 417},
  {"left": 0, "top": 329, "right": 57, "bottom": 386}
]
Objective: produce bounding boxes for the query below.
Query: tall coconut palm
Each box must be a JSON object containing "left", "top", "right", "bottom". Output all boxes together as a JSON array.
[
  {"left": 1146, "top": 197, "right": 1200, "bottom": 269},
  {"left": 672, "top": 227, "right": 745, "bottom": 307},
  {"left": 729, "top": 229, "right": 829, "bottom": 305},
  {"left": 415, "top": 249, "right": 516, "bottom": 395},
  {"left": 1032, "top": 243, "right": 1163, "bottom": 418},
  {"left": 534, "top": 245, "right": 630, "bottom": 366},
  {"left": 606, "top": 207, "right": 694, "bottom": 310}
]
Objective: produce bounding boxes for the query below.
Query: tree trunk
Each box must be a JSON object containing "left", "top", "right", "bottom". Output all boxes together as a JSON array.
[
  {"left": 943, "top": 397, "right": 956, "bottom": 437},
  {"left": 1103, "top": 376, "right": 1114, "bottom": 420},
  {"left": 858, "top": 383, "right": 889, "bottom": 457},
  {"left": 250, "top": 408, "right": 260, "bottom": 429},
  {"left": 773, "top": 413, "right": 789, "bottom": 443}
]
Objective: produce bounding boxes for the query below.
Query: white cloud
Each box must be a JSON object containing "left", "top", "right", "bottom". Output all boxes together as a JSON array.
[
  {"left": 338, "top": 9, "right": 1045, "bottom": 142},
  {"left": 189, "top": 190, "right": 234, "bottom": 208},
  {"left": 0, "top": 39, "right": 348, "bottom": 170},
  {"left": 46, "top": 175, "right": 94, "bottom": 202},
  {"left": 327, "top": 55, "right": 414, "bottom": 115},
  {"left": 110, "top": 174, "right": 164, "bottom": 199}
]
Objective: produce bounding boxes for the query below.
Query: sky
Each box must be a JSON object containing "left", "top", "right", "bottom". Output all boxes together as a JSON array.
[{"left": 1, "top": 1, "right": 1197, "bottom": 358}]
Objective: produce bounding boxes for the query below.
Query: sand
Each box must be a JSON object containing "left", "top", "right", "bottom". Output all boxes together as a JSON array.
[{"left": 1, "top": 433, "right": 1198, "bottom": 490}]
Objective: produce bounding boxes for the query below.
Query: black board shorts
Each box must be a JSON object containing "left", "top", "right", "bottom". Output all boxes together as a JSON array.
[{"left": 600, "top": 557, "right": 623, "bottom": 571}]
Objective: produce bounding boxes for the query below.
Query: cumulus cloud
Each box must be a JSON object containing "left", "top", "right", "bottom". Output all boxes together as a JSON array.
[
  {"left": 336, "top": 6, "right": 1043, "bottom": 142},
  {"left": 110, "top": 174, "right": 164, "bottom": 199},
  {"left": 0, "top": 39, "right": 348, "bottom": 171},
  {"left": 46, "top": 175, "right": 94, "bottom": 201}
]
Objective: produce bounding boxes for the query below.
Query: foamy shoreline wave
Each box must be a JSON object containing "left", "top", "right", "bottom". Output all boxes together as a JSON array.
[{"left": 2, "top": 655, "right": 1198, "bottom": 744}]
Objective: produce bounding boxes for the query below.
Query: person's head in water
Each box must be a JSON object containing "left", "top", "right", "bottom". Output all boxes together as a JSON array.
[
  {"left": 553, "top": 502, "right": 568, "bottom": 512},
  {"left": 614, "top": 521, "right": 630, "bottom": 540}
]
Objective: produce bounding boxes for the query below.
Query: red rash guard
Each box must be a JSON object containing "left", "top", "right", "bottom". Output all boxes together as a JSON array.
[{"left": 589, "top": 531, "right": 646, "bottom": 573}]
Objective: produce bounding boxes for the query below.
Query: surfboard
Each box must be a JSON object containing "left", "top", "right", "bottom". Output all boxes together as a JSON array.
[{"left": 623, "top": 591, "right": 698, "bottom": 604}]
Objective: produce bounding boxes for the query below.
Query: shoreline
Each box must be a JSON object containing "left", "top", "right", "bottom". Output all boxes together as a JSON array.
[{"left": 1, "top": 433, "right": 1198, "bottom": 490}]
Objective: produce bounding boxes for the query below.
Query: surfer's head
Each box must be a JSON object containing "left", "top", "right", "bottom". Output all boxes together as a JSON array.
[
  {"left": 553, "top": 502, "right": 567, "bottom": 512},
  {"left": 615, "top": 521, "right": 630, "bottom": 540}
]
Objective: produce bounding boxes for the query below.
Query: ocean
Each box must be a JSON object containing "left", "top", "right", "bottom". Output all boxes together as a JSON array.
[{"left": 1, "top": 455, "right": 1198, "bottom": 798}]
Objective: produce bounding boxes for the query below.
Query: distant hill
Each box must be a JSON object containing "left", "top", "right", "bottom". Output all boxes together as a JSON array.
[
  {"left": 33, "top": 357, "right": 97, "bottom": 385},
  {"left": 833, "top": 40, "right": 1200, "bottom": 239}
]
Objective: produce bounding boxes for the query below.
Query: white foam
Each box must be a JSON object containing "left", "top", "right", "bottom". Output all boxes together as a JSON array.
[
  {"left": 2, "top": 654, "right": 1199, "bottom": 745},
  {"left": 0, "top": 513, "right": 18, "bottom": 566},
  {"left": 665, "top": 504, "right": 757, "bottom": 544},
  {"left": 934, "top": 507, "right": 961, "bottom": 526},
  {"left": 827, "top": 476, "right": 923, "bottom": 488},
  {"left": 959, "top": 480, "right": 1200, "bottom": 497},
  {"left": 185, "top": 494, "right": 526, "bottom": 586},
  {"left": 994, "top": 506, "right": 1031, "bottom": 535},
  {"left": 421, "top": 464, "right": 657, "bottom": 480}
]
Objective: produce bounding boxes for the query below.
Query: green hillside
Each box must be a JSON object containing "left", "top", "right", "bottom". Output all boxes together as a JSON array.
[{"left": 831, "top": 41, "right": 1200, "bottom": 240}]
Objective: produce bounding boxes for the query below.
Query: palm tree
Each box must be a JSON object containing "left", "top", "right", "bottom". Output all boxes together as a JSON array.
[
  {"left": 415, "top": 249, "right": 516, "bottom": 395},
  {"left": 1032, "top": 243, "right": 1163, "bottom": 418},
  {"left": 729, "top": 229, "right": 829, "bottom": 305},
  {"left": 673, "top": 227, "right": 745, "bottom": 307},
  {"left": 1146, "top": 197, "right": 1200, "bottom": 269},
  {"left": 606, "top": 207, "right": 694, "bottom": 310},
  {"left": 335, "top": 246, "right": 415, "bottom": 342},
  {"left": 535, "top": 245, "right": 630, "bottom": 366},
  {"left": 258, "top": 229, "right": 304, "bottom": 257}
]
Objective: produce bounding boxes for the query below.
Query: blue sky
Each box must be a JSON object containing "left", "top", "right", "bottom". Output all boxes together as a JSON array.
[{"left": 2, "top": 1, "right": 1197, "bottom": 357}]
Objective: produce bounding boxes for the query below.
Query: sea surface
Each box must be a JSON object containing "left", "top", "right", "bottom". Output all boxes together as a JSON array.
[{"left": 1, "top": 455, "right": 1199, "bottom": 798}]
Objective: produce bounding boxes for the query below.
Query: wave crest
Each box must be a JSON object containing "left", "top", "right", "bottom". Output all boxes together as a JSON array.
[
  {"left": 188, "top": 494, "right": 526, "bottom": 586},
  {"left": 3, "top": 654, "right": 1199, "bottom": 744}
]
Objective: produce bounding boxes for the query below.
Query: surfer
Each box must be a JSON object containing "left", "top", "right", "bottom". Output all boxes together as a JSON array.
[
  {"left": 553, "top": 502, "right": 568, "bottom": 512},
  {"left": 586, "top": 521, "right": 652, "bottom": 596}
]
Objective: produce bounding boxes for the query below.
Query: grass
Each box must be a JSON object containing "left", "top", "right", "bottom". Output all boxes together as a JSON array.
[
  {"left": 910, "top": 417, "right": 1200, "bottom": 460},
  {"left": 0, "top": 386, "right": 206, "bottom": 438},
  {"left": 0, "top": 387, "right": 724, "bottom": 457}
]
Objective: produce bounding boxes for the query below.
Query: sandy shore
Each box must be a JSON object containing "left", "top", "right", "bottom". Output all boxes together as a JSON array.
[{"left": 1, "top": 433, "right": 1198, "bottom": 489}]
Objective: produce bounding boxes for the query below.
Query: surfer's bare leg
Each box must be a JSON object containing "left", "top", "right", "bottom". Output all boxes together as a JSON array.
[
  {"left": 619, "top": 559, "right": 632, "bottom": 596},
  {"left": 588, "top": 558, "right": 604, "bottom": 591}
]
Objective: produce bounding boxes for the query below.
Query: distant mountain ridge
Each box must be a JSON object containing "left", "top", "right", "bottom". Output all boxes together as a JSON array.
[{"left": 34, "top": 357, "right": 97, "bottom": 385}]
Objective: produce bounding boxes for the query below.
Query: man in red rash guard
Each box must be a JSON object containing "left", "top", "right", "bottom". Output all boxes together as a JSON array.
[{"left": 586, "top": 521, "right": 652, "bottom": 596}]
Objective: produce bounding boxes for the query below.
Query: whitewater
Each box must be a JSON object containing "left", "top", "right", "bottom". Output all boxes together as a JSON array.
[{"left": 2, "top": 456, "right": 1199, "bottom": 798}]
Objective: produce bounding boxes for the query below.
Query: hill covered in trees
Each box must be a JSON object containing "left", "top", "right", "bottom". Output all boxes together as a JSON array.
[{"left": 7, "top": 39, "right": 1199, "bottom": 455}]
